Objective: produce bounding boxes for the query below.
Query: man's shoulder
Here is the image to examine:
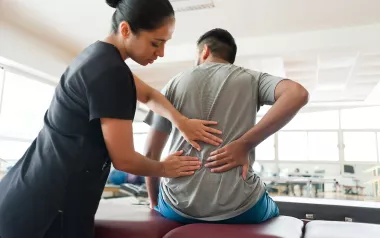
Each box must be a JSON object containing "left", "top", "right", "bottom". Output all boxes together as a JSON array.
[
  {"left": 163, "top": 67, "right": 198, "bottom": 89},
  {"left": 241, "top": 68, "right": 261, "bottom": 79}
]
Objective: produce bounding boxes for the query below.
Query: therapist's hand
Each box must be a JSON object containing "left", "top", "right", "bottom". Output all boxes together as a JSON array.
[
  {"left": 177, "top": 117, "right": 223, "bottom": 151},
  {"left": 204, "top": 139, "right": 250, "bottom": 180},
  {"left": 161, "top": 150, "right": 202, "bottom": 178}
]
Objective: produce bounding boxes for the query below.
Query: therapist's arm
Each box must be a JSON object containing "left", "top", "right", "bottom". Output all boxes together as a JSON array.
[
  {"left": 101, "top": 118, "right": 200, "bottom": 177},
  {"left": 205, "top": 80, "right": 309, "bottom": 173},
  {"left": 143, "top": 128, "right": 170, "bottom": 209},
  {"left": 133, "top": 74, "right": 222, "bottom": 151}
]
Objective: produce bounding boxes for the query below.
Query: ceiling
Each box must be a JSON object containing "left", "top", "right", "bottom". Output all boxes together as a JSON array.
[
  {"left": 1, "top": 0, "right": 380, "bottom": 110},
  {"left": 5, "top": 0, "right": 380, "bottom": 48},
  {"left": 132, "top": 50, "right": 380, "bottom": 102}
]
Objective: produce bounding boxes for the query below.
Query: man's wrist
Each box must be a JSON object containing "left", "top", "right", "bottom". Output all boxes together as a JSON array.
[{"left": 238, "top": 138, "right": 255, "bottom": 152}]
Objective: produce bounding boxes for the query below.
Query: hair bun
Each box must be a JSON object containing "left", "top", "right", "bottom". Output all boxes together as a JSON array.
[{"left": 106, "top": 0, "right": 122, "bottom": 8}]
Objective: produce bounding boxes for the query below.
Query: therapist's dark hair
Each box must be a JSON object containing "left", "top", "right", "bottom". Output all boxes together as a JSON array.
[
  {"left": 106, "top": 0, "right": 175, "bottom": 34},
  {"left": 197, "top": 28, "right": 237, "bottom": 64}
]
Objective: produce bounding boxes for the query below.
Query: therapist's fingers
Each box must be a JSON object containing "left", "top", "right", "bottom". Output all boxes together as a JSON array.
[
  {"left": 178, "top": 171, "right": 195, "bottom": 177},
  {"left": 199, "top": 135, "right": 220, "bottom": 147},
  {"left": 189, "top": 140, "right": 201, "bottom": 151},
  {"left": 179, "top": 156, "right": 202, "bottom": 165},
  {"left": 203, "top": 124, "right": 223, "bottom": 135},
  {"left": 180, "top": 165, "right": 202, "bottom": 172},
  {"left": 202, "top": 131, "right": 223, "bottom": 144},
  {"left": 200, "top": 120, "right": 218, "bottom": 126},
  {"left": 170, "top": 150, "right": 184, "bottom": 156}
]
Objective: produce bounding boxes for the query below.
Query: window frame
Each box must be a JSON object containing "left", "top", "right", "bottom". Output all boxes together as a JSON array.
[{"left": 0, "top": 63, "right": 56, "bottom": 163}]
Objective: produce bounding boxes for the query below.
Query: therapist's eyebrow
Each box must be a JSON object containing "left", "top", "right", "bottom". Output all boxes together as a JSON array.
[{"left": 154, "top": 38, "right": 169, "bottom": 42}]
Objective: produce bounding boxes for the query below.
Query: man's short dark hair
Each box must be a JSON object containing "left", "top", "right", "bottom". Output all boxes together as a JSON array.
[{"left": 197, "top": 28, "right": 237, "bottom": 64}]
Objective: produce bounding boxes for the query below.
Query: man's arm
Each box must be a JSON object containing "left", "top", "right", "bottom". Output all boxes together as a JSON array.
[
  {"left": 240, "top": 80, "right": 309, "bottom": 149},
  {"left": 143, "top": 128, "right": 170, "bottom": 208},
  {"left": 205, "top": 79, "right": 309, "bottom": 173}
]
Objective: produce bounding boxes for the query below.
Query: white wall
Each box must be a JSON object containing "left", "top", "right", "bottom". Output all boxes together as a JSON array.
[{"left": 0, "top": 23, "right": 70, "bottom": 81}]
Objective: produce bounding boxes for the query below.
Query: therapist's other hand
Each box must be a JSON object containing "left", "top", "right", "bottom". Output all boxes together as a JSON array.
[
  {"left": 161, "top": 150, "right": 202, "bottom": 178},
  {"left": 205, "top": 139, "right": 250, "bottom": 180},
  {"left": 177, "top": 117, "right": 223, "bottom": 151}
]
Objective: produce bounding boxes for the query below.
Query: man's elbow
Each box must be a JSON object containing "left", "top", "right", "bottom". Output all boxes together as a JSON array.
[{"left": 292, "top": 83, "right": 309, "bottom": 106}]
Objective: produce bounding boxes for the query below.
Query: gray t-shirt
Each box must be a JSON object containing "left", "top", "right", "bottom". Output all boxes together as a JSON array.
[{"left": 144, "top": 62, "right": 284, "bottom": 221}]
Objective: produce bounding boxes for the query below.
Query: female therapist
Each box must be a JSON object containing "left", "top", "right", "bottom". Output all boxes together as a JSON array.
[{"left": 0, "top": 0, "right": 223, "bottom": 237}]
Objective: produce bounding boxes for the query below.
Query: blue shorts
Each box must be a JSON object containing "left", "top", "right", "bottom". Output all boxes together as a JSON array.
[{"left": 155, "top": 189, "right": 279, "bottom": 224}]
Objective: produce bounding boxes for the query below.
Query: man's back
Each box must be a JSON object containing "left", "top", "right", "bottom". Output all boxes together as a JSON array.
[{"left": 145, "top": 62, "right": 283, "bottom": 221}]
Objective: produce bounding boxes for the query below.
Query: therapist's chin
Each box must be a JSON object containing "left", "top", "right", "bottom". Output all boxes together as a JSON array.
[{"left": 136, "top": 59, "right": 152, "bottom": 66}]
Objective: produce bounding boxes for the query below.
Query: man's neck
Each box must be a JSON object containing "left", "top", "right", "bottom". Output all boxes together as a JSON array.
[{"left": 204, "top": 57, "right": 230, "bottom": 64}]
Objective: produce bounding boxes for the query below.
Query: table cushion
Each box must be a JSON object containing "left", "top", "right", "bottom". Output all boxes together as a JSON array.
[
  {"left": 95, "top": 202, "right": 183, "bottom": 238},
  {"left": 274, "top": 196, "right": 380, "bottom": 224},
  {"left": 304, "top": 220, "right": 380, "bottom": 238},
  {"left": 163, "top": 216, "right": 303, "bottom": 238}
]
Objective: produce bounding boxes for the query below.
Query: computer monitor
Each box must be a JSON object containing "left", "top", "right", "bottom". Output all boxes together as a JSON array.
[{"left": 344, "top": 165, "right": 355, "bottom": 174}]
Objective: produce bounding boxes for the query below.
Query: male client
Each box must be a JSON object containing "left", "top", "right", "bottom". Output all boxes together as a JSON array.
[{"left": 144, "top": 28, "right": 309, "bottom": 224}]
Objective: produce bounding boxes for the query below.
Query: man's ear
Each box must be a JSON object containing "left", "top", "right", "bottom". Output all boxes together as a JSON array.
[
  {"left": 119, "top": 21, "right": 132, "bottom": 39},
  {"left": 201, "top": 44, "right": 211, "bottom": 61}
]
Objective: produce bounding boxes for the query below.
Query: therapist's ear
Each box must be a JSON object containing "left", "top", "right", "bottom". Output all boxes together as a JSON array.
[{"left": 119, "top": 21, "right": 132, "bottom": 39}]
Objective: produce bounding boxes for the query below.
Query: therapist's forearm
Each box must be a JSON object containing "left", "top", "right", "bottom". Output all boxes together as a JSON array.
[
  {"left": 239, "top": 85, "right": 309, "bottom": 150},
  {"left": 145, "top": 89, "right": 187, "bottom": 127},
  {"left": 114, "top": 152, "right": 164, "bottom": 177},
  {"left": 133, "top": 73, "right": 187, "bottom": 127}
]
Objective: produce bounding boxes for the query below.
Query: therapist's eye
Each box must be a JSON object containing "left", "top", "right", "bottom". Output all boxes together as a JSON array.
[{"left": 151, "top": 42, "right": 160, "bottom": 48}]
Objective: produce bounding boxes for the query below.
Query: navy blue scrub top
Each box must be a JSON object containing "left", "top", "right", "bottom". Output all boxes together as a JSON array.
[{"left": 0, "top": 41, "right": 136, "bottom": 238}]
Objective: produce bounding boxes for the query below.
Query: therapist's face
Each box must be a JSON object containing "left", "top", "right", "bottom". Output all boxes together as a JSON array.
[{"left": 120, "top": 18, "right": 175, "bottom": 66}]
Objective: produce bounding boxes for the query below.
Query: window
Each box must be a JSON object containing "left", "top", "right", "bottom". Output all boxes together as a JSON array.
[
  {"left": 133, "top": 133, "right": 148, "bottom": 154},
  {"left": 308, "top": 132, "right": 339, "bottom": 161},
  {"left": 378, "top": 132, "right": 380, "bottom": 162},
  {"left": 132, "top": 122, "right": 171, "bottom": 159},
  {"left": 132, "top": 122, "right": 150, "bottom": 154},
  {"left": 343, "top": 132, "right": 378, "bottom": 162},
  {"left": 132, "top": 122, "right": 150, "bottom": 134},
  {"left": 282, "top": 110, "right": 339, "bottom": 130},
  {"left": 341, "top": 107, "right": 380, "bottom": 129},
  {"left": 256, "top": 135, "right": 275, "bottom": 160},
  {"left": 0, "top": 139, "right": 31, "bottom": 164},
  {"left": 0, "top": 67, "right": 4, "bottom": 107},
  {"left": 278, "top": 132, "right": 308, "bottom": 161},
  {"left": 161, "top": 136, "right": 171, "bottom": 158},
  {"left": 0, "top": 71, "right": 55, "bottom": 140},
  {"left": 133, "top": 132, "right": 171, "bottom": 159}
]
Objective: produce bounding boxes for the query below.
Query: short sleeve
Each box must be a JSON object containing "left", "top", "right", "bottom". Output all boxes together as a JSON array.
[
  {"left": 258, "top": 72, "right": 285, "bottom": 106},
  {"left": 143, "top": 85, "right": 172, "bottom": 135},
  {"left": 87, "top": 66, "right": 136, "bottom": 121}
]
